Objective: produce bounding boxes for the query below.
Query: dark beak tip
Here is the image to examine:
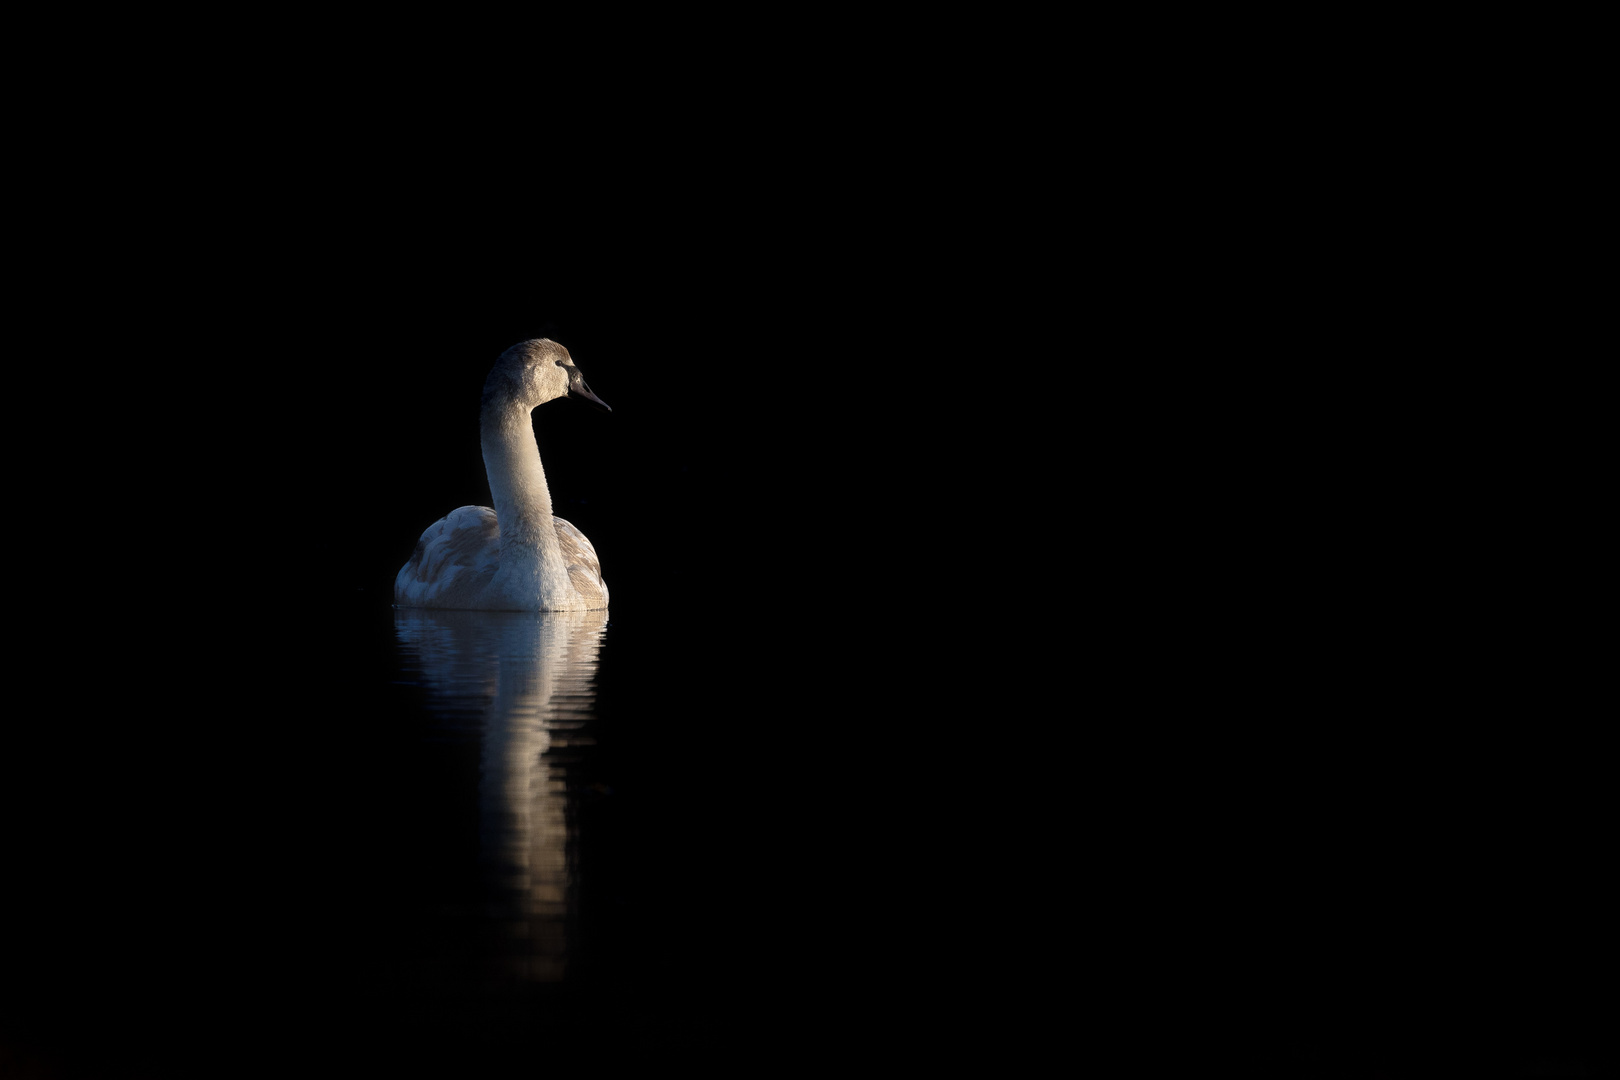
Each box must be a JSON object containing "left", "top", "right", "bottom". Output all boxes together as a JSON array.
[{"left": 568, "top": 372, "right": 612, "bottom": 413}]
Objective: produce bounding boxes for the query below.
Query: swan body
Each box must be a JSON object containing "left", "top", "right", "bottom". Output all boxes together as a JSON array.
[{"left": 395, "top": 339, "right": 611, "bottom": 611}]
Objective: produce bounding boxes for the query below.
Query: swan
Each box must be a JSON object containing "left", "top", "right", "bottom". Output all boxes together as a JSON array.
[{"left": 395, "top": 338, "right": 612, "bottom": 611}]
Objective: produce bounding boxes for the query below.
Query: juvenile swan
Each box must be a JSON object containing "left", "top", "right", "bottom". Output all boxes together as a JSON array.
[{"left": 395, "top": 339, "right": 611, "bottom": 611}]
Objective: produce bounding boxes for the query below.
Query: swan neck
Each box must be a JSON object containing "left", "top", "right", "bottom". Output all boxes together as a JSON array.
[{"left": 481, "top": 400, "right": 558, "bottom": 552}]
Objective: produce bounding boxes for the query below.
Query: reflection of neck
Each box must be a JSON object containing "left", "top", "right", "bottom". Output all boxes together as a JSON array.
[
  {"left": 477, "top": 613, "right": 574, "bottom": 983},
  {"left": 481, "top": 401, "right": 567, "bottom": 590}
]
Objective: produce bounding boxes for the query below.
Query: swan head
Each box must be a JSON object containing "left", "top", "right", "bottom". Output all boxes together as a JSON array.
[{"left": 485, "top": 338, "right": 612, "bottom": 413}]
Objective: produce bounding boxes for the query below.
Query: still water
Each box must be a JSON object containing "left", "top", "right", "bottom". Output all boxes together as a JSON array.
[{"left": 8, "top": 588, "right": 1607, "bottom": 1078}]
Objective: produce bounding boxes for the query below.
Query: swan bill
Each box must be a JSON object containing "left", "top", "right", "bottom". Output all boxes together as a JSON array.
[{"left": 568, "top": 370, "right": 611, "bottom": 412}]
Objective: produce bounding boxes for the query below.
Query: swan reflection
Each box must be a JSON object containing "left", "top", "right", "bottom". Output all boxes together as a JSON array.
[{"left": 393, "top": 606, "right": 608, "bottom": 983}]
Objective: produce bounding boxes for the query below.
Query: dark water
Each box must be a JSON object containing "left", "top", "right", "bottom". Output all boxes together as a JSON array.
[
  {"left": 2, "top": 586, "right": 1612, "bottom": 1078},
  {"left": 3, "top": 594, "right": 1614, "bottom": 1080}
]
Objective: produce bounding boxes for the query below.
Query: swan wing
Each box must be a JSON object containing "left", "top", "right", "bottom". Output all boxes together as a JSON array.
[
  {"left": 554, "top": 516, "right": 609, "bottom": 608},
  {"left": 394, "top": 505, "right": 501, "bottom": 607}
]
